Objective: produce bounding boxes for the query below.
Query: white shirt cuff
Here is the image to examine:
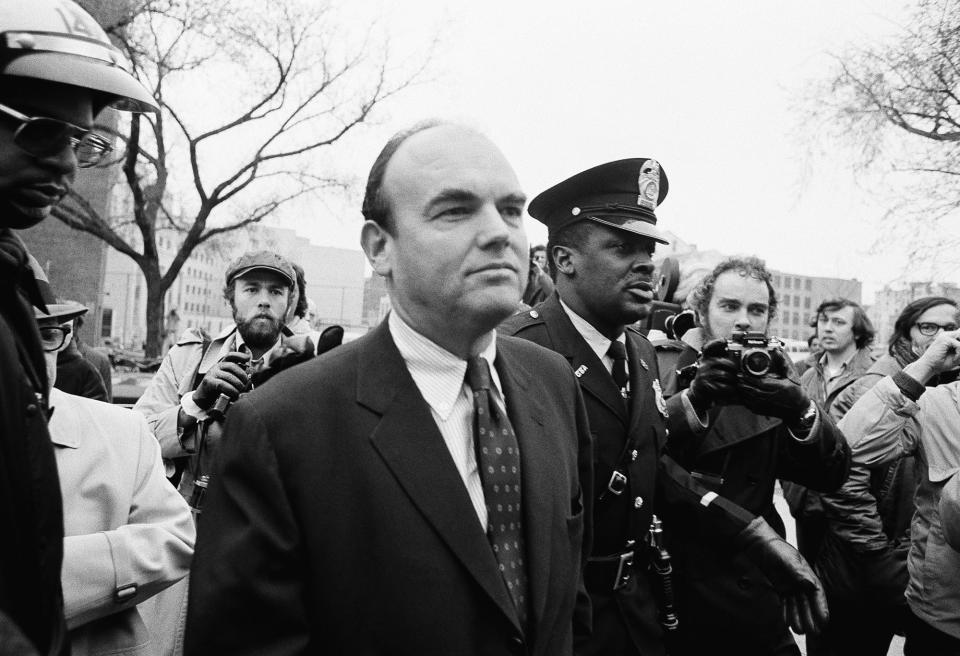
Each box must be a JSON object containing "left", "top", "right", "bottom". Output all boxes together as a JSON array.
[
  {"left": 680, "top": 389, "right": 710, "bottom": 434},
  {"left": 179, "top": 391, "right": 210, "bottom": 421}
]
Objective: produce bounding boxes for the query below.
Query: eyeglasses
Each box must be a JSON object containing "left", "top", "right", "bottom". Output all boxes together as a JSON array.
[
  {"left": 915, "top": 322, "right": 959, "bottom": 336},
  {"left": 0, "top": 102, "right": 112, "bottom": 168},
  {"left": 39, "top": 325, "right": 72, "bottom": 352}
]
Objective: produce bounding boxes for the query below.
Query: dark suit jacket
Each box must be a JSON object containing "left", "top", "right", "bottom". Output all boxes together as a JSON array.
[
  {"left": 184, "top": 321, "right": 593, "bottom": 656},
  {"left": 501, "top": 295, "right": 754, "bottom": 656}
]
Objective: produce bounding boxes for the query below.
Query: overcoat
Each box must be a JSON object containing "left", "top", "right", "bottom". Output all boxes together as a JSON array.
[{"left": 663, "top": 345, "right": 850, "bottom": 654}]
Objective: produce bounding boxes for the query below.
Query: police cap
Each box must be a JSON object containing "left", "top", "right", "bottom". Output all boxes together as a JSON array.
[
  {"left": 225, "top": 250, "right": 296, "bottom": 287},
  {"left": 528, "top": 158, "right": 669, "bottom": 244}
]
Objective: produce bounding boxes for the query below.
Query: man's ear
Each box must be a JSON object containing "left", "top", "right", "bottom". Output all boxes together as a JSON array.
[
  {"left": 361, "top": 220, "right": 393, "bottom": 277},
  {"left": 551, "top": 244, "right": 576, "bottom": 277}
]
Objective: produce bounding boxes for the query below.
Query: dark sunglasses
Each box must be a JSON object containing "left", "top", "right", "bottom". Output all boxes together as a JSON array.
[
  {"left": 39, "top": 325, "right": 72, "bottom": 352},
  {"left": 0, "top": 102, "right": 112, "bottom": 168},
  {"left": 915, "top": 321, "right": 959, "bottom": 336}
]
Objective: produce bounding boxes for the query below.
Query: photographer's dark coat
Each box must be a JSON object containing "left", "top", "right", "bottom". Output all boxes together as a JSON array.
[
  {"left": 184, "top": 321, "right": 593, "bottom": 656},
  {"left": 501, "top": 294, "right": 755, "bottom": 656},
  {"left": 663, "top": 343, "right": 850, "bottom": 655}
]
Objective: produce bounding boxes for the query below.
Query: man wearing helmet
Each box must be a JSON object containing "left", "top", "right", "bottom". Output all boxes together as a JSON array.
[{"left": 0, "top": 1, "right": 154, "bottom": 653}]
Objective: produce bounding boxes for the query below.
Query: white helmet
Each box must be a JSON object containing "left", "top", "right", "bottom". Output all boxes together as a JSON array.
[{"left": 0, "top": 0, "right": 157, "bottom": 112}]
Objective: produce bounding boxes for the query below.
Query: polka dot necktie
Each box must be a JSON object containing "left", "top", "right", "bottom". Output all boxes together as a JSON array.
[
  {"left": 608, "top": 340, "right": 629, "bottom": 400},
  {"left": 466, "top": 356, "right": 529, "bottom": 628}
]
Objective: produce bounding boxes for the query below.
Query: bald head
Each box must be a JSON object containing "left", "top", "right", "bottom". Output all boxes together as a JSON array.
[{"left": 359, "top": 122, "right": 528, "bottom": 356}]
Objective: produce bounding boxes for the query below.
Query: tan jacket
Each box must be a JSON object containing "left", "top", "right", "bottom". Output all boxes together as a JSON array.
[
  {"left": 840, "top": 376, "right": 960, "bottom": 638},
  {"left": 50, "top": 389, "right": 195, "bottom": 655}
]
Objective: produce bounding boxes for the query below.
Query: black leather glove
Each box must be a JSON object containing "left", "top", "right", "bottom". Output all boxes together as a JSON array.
[
  {"left": 736, "top": 517, "right": 829, "bottom": 635},
  {"left": 192, "top": 351, "right": 251, "bottom": 410},
  {"left": 686, "top": 338, "right": 741, "bottom": 414},
  {"left": 737, "top": 349, "right": 810, "bottom": 423}
]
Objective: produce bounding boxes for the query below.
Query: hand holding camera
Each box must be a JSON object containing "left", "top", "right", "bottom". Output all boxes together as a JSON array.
[
  {"left": 192, "top": 351, "right": 252, "bottom": 411},
  {"left": 737, "top": 347, "right": 811, "bottom": 424},
  {"left": 686, "top": 338, "right": 741, "bottom": 414}
]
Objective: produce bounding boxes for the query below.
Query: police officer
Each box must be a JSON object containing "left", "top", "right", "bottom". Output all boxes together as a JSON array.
[
  {"left": 501, "top": 159, "right": 828, "bottom": 656},
  {"left": 0, "top": 2, "right": 155, "bottom": 652}
]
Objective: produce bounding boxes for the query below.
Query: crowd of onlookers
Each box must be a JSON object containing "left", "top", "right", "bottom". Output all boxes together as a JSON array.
[{"left": 9, "top": 2, "right": 960, "bottom": 655}]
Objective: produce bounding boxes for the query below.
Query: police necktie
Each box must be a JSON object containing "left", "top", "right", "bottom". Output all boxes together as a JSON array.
[
  {"left": 466, "top": 356, "right": 529, "bottom": 628},
  {"left": 608, "top": 340, "right": 629, "bottom": 399}
]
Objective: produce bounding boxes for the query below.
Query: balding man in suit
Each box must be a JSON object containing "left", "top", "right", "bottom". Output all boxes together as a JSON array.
[{"left": 184, "top": 121, "right": 593, "bottom": 655}]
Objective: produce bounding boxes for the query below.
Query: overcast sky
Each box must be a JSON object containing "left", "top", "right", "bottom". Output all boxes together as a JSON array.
[{"left": 262, "top": 0, "right": 929, "bottom": 304}]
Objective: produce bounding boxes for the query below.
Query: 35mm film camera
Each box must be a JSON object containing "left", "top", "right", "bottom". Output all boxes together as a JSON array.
[{"left": 723, "top": 331, "right": 778, "bottom": 377}]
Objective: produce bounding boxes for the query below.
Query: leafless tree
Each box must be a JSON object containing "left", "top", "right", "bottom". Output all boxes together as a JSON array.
[
  {"left": 57, "top": 0, "right": 430, "bottom": 355},
  {"left": 802, "top": 0, "right": 960, "bottom": 275}
]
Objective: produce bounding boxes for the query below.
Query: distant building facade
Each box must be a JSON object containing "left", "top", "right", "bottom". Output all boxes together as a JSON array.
[
  {"left": 767, "top": 272, "right": 862, "bottom": 342},
  {"left": 654, "top": 231, "right": 862, "bottom": 342},
  {"left": 101, "top": 224, "right": 366, "bottom": 349}
]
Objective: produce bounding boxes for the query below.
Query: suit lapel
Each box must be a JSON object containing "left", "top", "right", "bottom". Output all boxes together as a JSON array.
[
  {"left": 496, "top": 341, "right": 553, "bottom": 633},
  {"left": 357, "top": 323, "right": 520, "bottom": 631},
  {"left": 538, "top": 296, "right": 628, "bottom": 426}
]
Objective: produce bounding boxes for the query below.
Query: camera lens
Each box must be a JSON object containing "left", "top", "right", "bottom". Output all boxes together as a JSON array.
[{"left": 742, "top": 349, "right": 771, "bottom": 377}]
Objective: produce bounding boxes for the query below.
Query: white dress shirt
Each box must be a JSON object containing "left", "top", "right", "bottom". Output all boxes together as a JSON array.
[
  {"left": 558, "top": 298, "right": 628, "bottom": 378},
  {"left": 388, "top": 311, "right": 504, "bottom": 530}
]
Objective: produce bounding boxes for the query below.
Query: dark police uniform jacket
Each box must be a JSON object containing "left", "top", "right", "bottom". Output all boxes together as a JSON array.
[
  {"left": 0, "top": 229, "right": 68, "bottom": 656},
  {"left": 662, "top": 344, "right": 850, "bottom": 654},
  {"left": 502, "top": 294, "right": 756, "bottom": 656},
  {"left": 185, "top": 320, "right": 593, "bottom": 656}
]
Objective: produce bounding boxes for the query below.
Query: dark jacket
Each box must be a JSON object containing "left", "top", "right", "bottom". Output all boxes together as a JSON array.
[
  {"left": 56, "top": 341, "right": 108, "bottom": 402},
  {"left": 78, "top": 341, "right": 113, "bottom": 402},
  {"left": 0, "top": 228, "right": 68, "bottom": 656},
  {"left": 781, "top": 347, "right": 876, "bottom": 558},
  {"left": 185, "top": 322, "right": 593, "bottom": 656},
  {"left": 502, "top": 295, "right": 754, "bottom": 656},
  {"left": 663, "top": 344, "right": 850, "bottom": 652},
  {"left": 800, "top": 347, "right": 876, "bottom": 422},
  {"left": 815, "top": 354, "right": 916, "bottom": 605}
]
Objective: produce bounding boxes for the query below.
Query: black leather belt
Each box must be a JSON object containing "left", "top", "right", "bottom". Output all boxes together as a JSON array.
[{"left": 585, "top": 549, "right": 640, "bottom": 592}]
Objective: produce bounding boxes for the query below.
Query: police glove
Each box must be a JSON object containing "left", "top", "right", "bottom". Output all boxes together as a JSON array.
[
  {"left": 192, "top": 351, "right": 251, "bottom": 410},
  {"left": 736, "top": 516, "right": 829, "bottom": 635},
  {"left": 737, "top": 350, "right": 810, "bottom": 424},
  {"left": 686, "top": 338, "right": 741, "bottom": 414}
]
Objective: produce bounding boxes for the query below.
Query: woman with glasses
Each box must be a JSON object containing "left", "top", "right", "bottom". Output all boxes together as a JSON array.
[{"left": 810, "top": 296, "right": 960, "bottom": 656}]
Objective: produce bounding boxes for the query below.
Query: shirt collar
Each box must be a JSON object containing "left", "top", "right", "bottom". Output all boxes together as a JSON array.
[
  {"left": 558, "top": 297, "right": 625, "bottom": 361},
  {"left": 819, "top": 350, "right": 854, "bottom": 377},
  {"left": 233, "top": 328, "right": 283, "bottom": 366},
  {"left": 388, "top": 311, "right": 501, "bottom": 419}
]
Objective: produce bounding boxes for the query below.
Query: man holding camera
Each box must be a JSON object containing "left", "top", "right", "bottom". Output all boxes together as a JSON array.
[
  {"left": 135, "top": 250, "right": 302, "bottom": 493},
  {"left": 502, "top": 162, "right": 832, "bottom": 656},
  {"left": 663, "top": 256, "right": 849, "bottom": 656}
]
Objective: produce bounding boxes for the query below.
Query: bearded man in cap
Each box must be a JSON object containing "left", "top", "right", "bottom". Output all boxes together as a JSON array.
[
  {"left": 135, "top": 250, "right": 307, "bottom": 496},
  {"left": 0, "top": 1, "right": 156, "bottom": 652},
  {"left": 501, "top": 159, "right": 830, "bottom": 656}
]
